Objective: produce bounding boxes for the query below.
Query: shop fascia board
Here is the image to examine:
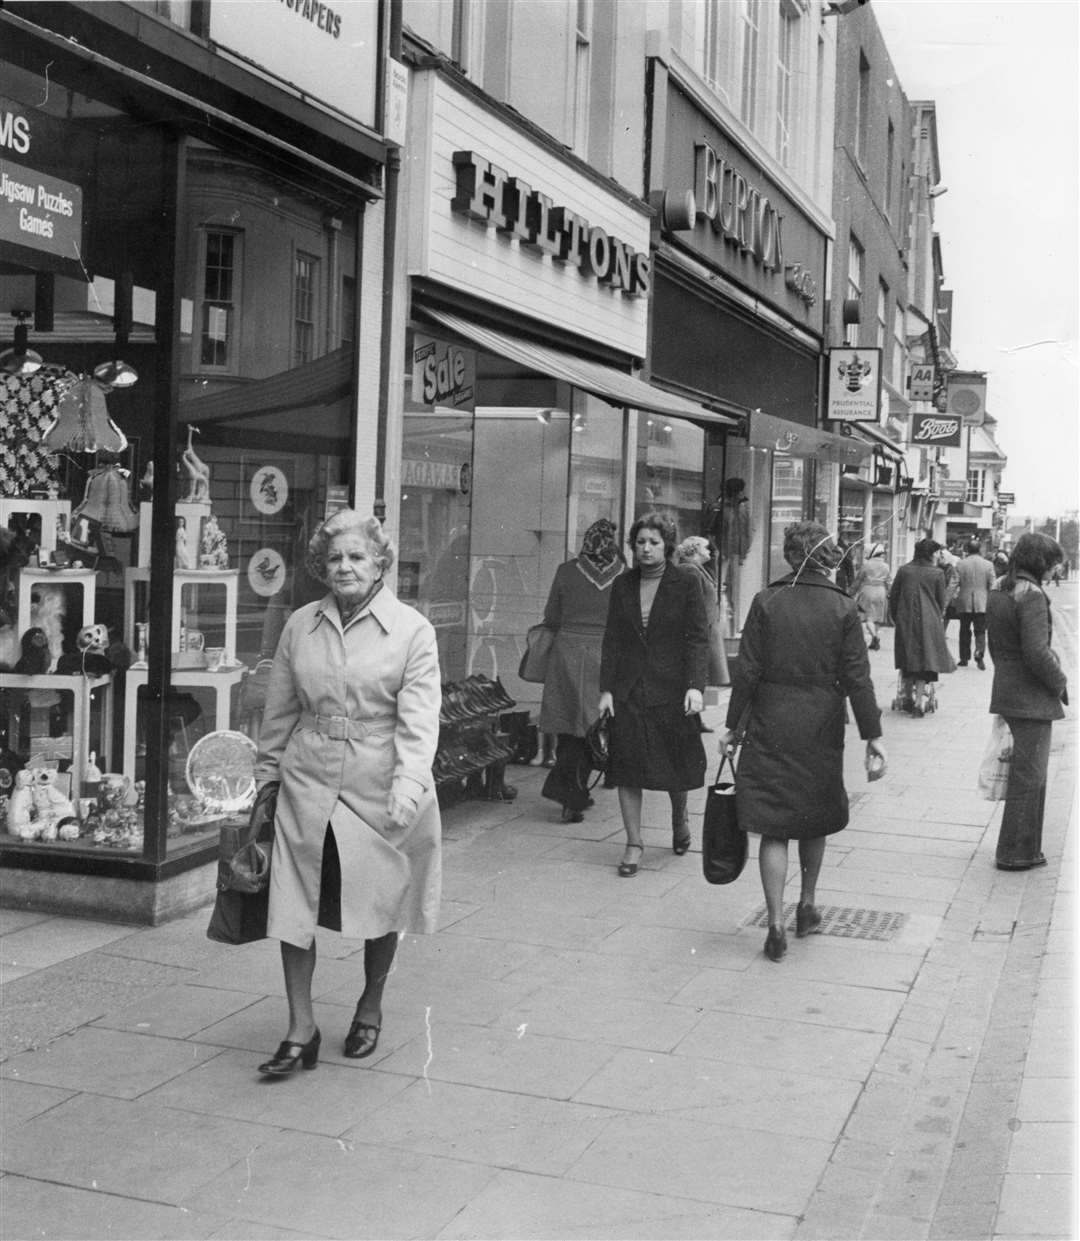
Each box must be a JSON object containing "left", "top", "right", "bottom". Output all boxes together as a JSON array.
[
  {"left": 655, "top": 243, "right": 823, "bottom": 355},
  {"left": 656, "top": 48, "right": 836, "bottom": 240},
  {"left": 1, "top": 7, "right": 386, "bottom": 198}
]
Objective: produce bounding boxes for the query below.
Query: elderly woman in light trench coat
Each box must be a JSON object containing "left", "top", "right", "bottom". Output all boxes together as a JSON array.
[{"left": 254, "top": 510, "right": 442, "bottom": 1076}]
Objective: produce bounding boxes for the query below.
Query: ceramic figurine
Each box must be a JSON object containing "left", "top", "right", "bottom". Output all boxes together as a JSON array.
[
  {"left": 180, "top": 425, "right": 210, "bottom": 504},
  {"left": 199, "top": 513, "right": 229, "bottom": 570},
  {"left": 8, "top": 770, "right": 35, "bottom": 839}
]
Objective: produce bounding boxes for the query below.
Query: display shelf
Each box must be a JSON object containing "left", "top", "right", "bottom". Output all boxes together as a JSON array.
[
  {"left": 123, "top": 567, "right": 239, "bottom": 663},
  {"left": 16, "top": 567, "right": 98, "bottom": 645},
  {"left": 433, "top": 675, "right": 517, "bottom": 802},
  {"left": 1, "top": 498, "right": 72, "bottom": 557},
  {"left": 121, "top": 665, "right": 246, "bottom": 780},
  {"left": 0, "top": 671, "right": 115, "bottom": 796}
]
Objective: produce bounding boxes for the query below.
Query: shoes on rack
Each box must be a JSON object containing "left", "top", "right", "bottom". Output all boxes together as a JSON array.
[
  {"left": 795, "top": 902, "right": 822, "bottom": 937},
  {"left": 258, "top": 1028, "right": 321, "bottom": 1075}
]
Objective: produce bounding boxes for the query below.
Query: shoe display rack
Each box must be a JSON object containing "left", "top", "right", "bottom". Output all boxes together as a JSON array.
[{"left": 434, "top": 674, "right": 518, "bottom": 804}]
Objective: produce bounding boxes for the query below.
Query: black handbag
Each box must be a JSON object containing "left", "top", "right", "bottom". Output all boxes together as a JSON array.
[
  {"left": 583, "top": 709, "right": 612, "bottom": 781},
  {"left": 206, "top": 781, "right": 278, "bottom": 945},
  {"left": 518, "top": 624, "right": 555, "bottom": 683},
  {"left": 701, "top": 750, "right": 747, "bottom": 885}
]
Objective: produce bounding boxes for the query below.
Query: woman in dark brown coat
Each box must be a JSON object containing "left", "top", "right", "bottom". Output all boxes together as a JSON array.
[
  {"left": 889, "top": 538, "right": 956, "bottom": 716},
  {"left": 987, "top": 533, "right": 1068, "bottom": 870},
  {"left": 598, "top": 512, "right": 709, "bottom": 876},
  {"left": 722, "top": 522, "right": 887, "bottom": 962}
]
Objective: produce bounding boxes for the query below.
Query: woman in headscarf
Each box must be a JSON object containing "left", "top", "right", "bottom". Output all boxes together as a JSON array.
[
  {"left": 853, "top": 542, "right": 892, "bottom": 650},
  {"left": 721, "top": 522, "right": 887, "bottom": 962},
  {"left": 539, "top": 519, "right": 626, "bottom": 822},
  {"left": 889, "top": 538, "right": 956, "bottom": 717}
]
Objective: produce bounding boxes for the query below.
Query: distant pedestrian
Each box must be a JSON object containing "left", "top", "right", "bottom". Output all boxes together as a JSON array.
[
  {"left": 889, "top": 538, "right": 956, "bottom": 717},
  {"left": 988, "top": 533, "right": 1068, "bottom": 870},
  {"left": 599, "top": 511, "right": 709, "bottom": 875},
  {"left": 538, "top": 519, "right": 625, "bottom": 824},
  {"left": 721, "top": 522, "right": 886, "bottom": 962},
  {"left": 852, "top": 542, "right": 891, "bottom": 650},
  {"left": 835, "top": 533, "right": 857, "bottom": 595},
  {"left": 955, "top": 539, "right": 996, "bottom": 669},
  {"left": 674, "top": 535, "right": 730, "bottom": 694},
  {"left": 939, "top": 543, "right": 961, "bottom": 630},
  {"left": 993, "top": 548, "right": 1010, "bottom": 578}
]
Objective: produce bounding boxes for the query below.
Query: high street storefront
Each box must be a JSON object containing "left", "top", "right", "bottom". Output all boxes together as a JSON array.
[
  {"left": 0, "top": 3, "right": 388, "bottom": 919},
  {"left": 397, "top": 59, "right": 734, "bottom": 713},
  {"left": 644, "top": 57, "right": 867, "bottom": 636}
]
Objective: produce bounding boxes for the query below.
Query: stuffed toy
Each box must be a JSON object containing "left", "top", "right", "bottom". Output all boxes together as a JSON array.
[
  {"left": 7, "top": 769, "right": 35, "bottom": 839},
  {"left": 56, "top": 623, "right": 132, "bottom": 676},
  {"left": 13, "top": 627, "right": 51, "bottom": 675},
  {"left": 29, "top": 767, "right": 77, "bottom": 842},
  {"left": 29, "top": 583, "right": 66, "bottom": 671}
]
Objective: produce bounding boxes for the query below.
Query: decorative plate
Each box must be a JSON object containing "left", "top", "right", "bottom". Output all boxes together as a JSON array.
[{"left": 185, "top": 729, "right": 257, "bottom": 814}]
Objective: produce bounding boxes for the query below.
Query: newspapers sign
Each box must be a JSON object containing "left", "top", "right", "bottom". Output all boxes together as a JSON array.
[{"left": 827, "top": 347, "right": 882, "bottom": 422}]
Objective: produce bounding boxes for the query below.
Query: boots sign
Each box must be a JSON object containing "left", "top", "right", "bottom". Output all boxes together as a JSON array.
[{"left": 912, "top": 411, "right": 962, "bottom": 447}]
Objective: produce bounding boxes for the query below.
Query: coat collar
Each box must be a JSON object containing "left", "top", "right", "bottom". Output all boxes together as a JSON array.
[
  {"left": 310, "top": 586, "right": 394, "bottom": 635},
  {"left": 768, "top": 569, "right": 848, "bottom": 595}
]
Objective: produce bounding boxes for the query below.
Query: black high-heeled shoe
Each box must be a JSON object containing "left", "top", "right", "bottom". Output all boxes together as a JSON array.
[
  {"left": 258, "top": 1028, "right": 320, "bottom": 1075},
  {"left": 344, "top": 1016, "right": 382, "bottom": 1059}
]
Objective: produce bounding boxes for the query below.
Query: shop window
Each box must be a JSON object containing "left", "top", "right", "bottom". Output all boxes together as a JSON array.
[
  {"left": 768, "top": 455, "right": 805, "bottom": 582},
  {"left": 967, "top": 468, "right": 987, "bottom": 504},
  {"left": 199, "top": 230, "right": 241, "bottom": 369},
  {"left": 635, "top": 411, "right": 705, "bottom": 545},
  {"left": 293, "top": 253, "right": 319, "bottom": 366}
]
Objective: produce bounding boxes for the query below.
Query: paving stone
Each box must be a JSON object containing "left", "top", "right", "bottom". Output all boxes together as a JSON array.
[
  {"left": 185, "top": 1128, "right": 498, "bottom": 1239},
  {"left": 0, "top": 1174, "right": 229, "bottom": 1240},
  {"left": 995, "top": 1172, "right": 1076, "bottom": 1238},
  {"left": 0, "top": 1077, "right": 74, "bottom": 1128},
  {"left": 1, "top": 1093, "right": 275, "bottom": 1203},
  {"left": 434, "top": 1168, "right": 798, "bottom": 1240},
  {"left": 91, "top": 984, "right": 261, "bottom": 1039},
  {"left": 2, "top": 1025, "right": 222, "bottom": 1098}
]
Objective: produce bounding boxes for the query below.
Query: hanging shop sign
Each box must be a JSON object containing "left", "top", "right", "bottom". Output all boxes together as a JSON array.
[
  {"left": 946, "top": 371, "right": 987, "bottom": 426},
  {"left": 827, "top": 348, "right": 883, "bottom": 423},
  {"left": 911, "top": 411, "right": 962, "bottom": 448},
  {"left": 652, "top": 80, "right": 828, "bottom": 333},
  {"left": 939, "top": 480, "right": 967, "bottom": 500},
  {"left": 909, "top": 362, "right": 935, "bottom": 403},
  {"left": 0, "top": 159, "right": 83, "bottom": 264},
  {"left": 411, "top": 335, "right": 476, "bottom": 410},
  {"left": 997, "top": 492, "right": 1015, "bottom": 505},
  {"left": 208, "top": 0, "right": 378, "bottom": 129},
  {"left": 451, "top": 152, "right": 651, "bottom": 299}
]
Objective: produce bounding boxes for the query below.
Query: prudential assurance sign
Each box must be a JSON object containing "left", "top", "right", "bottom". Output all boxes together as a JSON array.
[
  {"left": 827, "top": 347, "right": 882, "bottom": 423},
  {"left": 0, "top": 159, "right": 83, "bottom": 263}
]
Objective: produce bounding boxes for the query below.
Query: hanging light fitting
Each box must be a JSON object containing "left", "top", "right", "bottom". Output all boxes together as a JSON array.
[{"left": 0, "top": 311, "right": 44, "bottom": 377}]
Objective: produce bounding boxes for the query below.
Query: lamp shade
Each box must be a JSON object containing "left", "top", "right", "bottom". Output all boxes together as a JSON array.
[
  {"left": 42, "top": 377, "right": 129, "bottom": 454},
  {"left": 92, "top": 359, "right": 139, "bottom": 388},
  {"left": 0, "top": 321, "right": 43, "bottom": 376}
]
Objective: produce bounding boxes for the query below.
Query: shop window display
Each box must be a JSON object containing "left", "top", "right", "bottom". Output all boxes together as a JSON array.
[{"left": 0, "top": 73, "right": 359, "bottom": 858}]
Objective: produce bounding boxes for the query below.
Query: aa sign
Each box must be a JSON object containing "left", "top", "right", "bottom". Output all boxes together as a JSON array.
[{"left": 909, "top": 363, "right": 935, "bottom": 402}]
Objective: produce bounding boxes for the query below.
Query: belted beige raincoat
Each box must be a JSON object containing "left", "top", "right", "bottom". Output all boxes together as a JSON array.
[{"left": 255, "top": 588, "right": 442, "bottom": 948}]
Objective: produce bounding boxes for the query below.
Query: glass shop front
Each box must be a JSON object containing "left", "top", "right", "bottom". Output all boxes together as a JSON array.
[{"left": 0, "top": 51, "right": 374, "bottom": 896}]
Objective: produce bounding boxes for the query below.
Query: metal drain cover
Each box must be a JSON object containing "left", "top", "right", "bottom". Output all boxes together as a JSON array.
[{"left": 746, "top": 903, "right": 908, "bottom": 941}]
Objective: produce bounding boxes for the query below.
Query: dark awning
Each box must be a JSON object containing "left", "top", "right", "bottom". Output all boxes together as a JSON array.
[
  {"left": 421, "top": 308, "right": 737, "bottom": 426},
  {"left": 748, "top": 410, "right": 872, "bottom": 465}
]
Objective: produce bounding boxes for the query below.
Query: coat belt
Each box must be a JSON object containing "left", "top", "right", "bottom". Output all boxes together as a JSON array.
[{"left": 298, "top": 712, "right": 395, "bottom": 741}]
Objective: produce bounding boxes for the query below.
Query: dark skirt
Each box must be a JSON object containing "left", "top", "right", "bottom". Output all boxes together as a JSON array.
[{"left": 609, "top": 689, "right": 706, "bottom": 791}]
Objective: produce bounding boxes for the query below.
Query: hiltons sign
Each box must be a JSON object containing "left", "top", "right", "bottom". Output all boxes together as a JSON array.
[{"left": 451, "top": 151, "right": 651, "bottom": 298}]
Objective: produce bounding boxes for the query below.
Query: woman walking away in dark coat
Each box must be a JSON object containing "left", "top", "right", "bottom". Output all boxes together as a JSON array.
[
  {"left": 988, "top": 533, "right": 1068, "bottom": 870},
  {"left": 721, "top": 522, "right": 887, "bottom": 962},
  {"left": 599, "top": 511, "right": 710, "bottom": 876},
  {"left": 889, "top": 538, "right": 955, "bottom": 716},
  {"left": 539, "top": 519, "right": 625, "bottom": 823}
]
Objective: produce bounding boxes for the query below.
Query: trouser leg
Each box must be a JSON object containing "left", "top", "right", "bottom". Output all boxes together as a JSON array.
[{"left": 996, "top": 717, "right": 1052, "bottom": 866}]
